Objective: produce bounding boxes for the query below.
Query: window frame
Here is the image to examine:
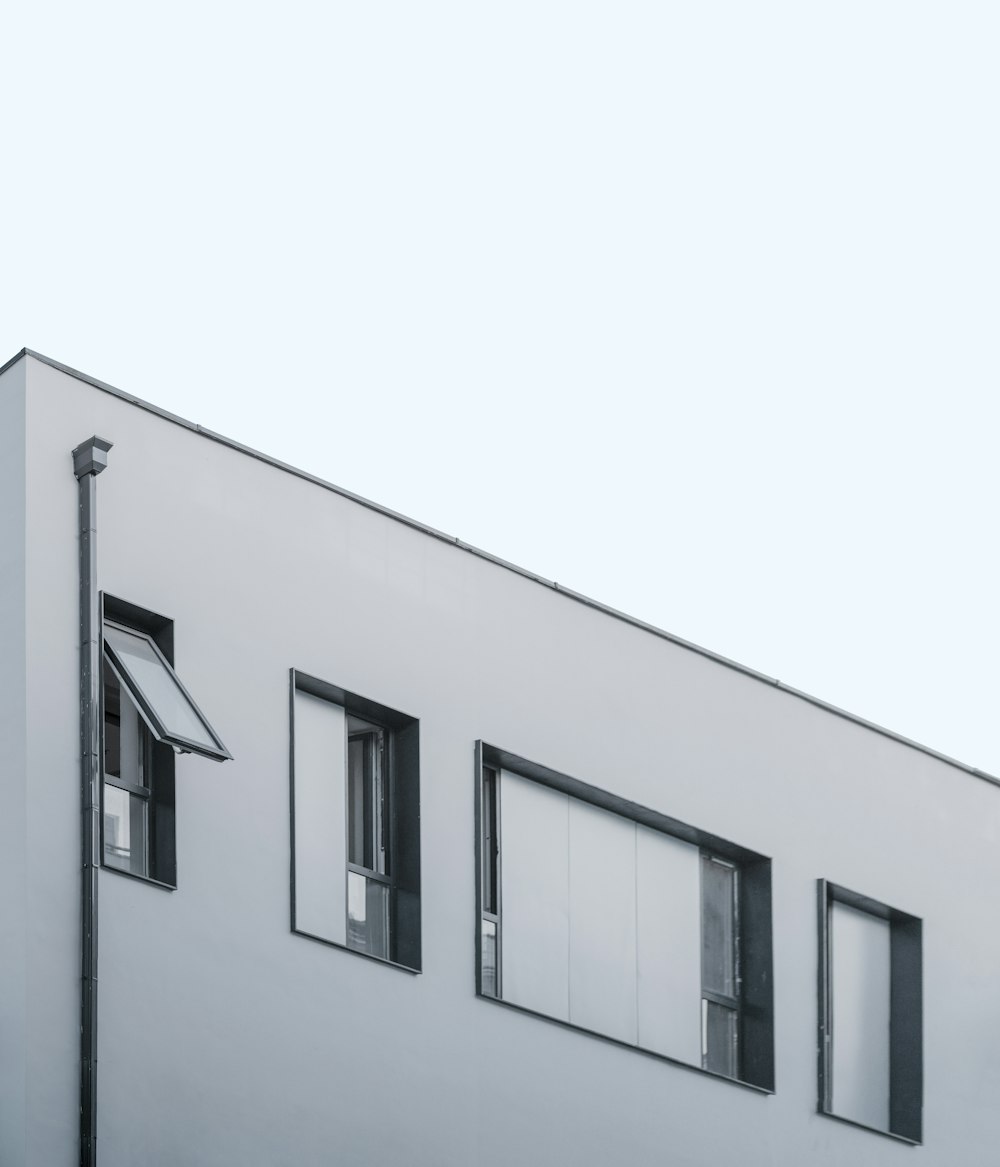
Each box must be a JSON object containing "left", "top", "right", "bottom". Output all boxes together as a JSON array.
[
  {"left": 103, "top": 618, "right": 231, "bottom": 761},
  {"left": 700, "top": 852, "right": 741, "bottom": 1077},
  {"left": 817, "top": 879, "right": 923, "bottom": 1145},
  {"left": 475, "top": 742, "right": 774, "bottom": 1092},
  {"left": 99, "top": 595, "right": 178, "bottom": 889},
  {"left": 290, "top": 669, "right": 422, "bottom": 974}
]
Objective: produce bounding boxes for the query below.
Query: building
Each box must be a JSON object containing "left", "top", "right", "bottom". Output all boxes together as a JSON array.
[{"left": 1, "top": 348, "right": 997, "bottom": 1166}]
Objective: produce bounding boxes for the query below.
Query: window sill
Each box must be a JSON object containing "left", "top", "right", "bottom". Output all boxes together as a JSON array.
[
  {"left": 476, "top": 991, "right": 773, "bottom": 1094},
  {"left": 818, "top": 1108, "right": 921, "bottom": 1146},
  {"left": 291, "top": 926, "right": 421, "bottom": 975},
  {"left": 100, "top": 862, "right": 176, "bottom": 892}
]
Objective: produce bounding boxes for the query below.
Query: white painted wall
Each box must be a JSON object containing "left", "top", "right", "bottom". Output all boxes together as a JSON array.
[{"left": 10, "top": 352, "right": 1000, "bottom": 1166}]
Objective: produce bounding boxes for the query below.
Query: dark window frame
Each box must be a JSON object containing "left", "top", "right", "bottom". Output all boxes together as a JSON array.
[
  {"left": 99, "top": 594, "right": 178, "bottom": 890},
  {"left": 290, "top": 669, "right": 422, "bottom": 973},
  {"left": 477, "top": 753, "right": 502, "bottom": 999},
  {"left": 103, "top": 620, "right": 231, "bottom": 761},
  {"left": 817, "top": 879, "right": 923, "bottom": 1145},
  {"left": 701, "top": 852, "right": 741, "bottom": 1077},
  {"left": 475, "top": 741, "right": 774, "bottom": 1092}
]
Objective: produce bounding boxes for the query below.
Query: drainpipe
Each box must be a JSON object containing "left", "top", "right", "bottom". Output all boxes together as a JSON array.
[{"left": 73, "top": 436, "right": 112, "bottom": 1167}]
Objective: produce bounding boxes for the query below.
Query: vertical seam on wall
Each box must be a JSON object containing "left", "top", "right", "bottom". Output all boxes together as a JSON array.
[
  {"left": 634, "top": 822, "right": 640, "bottom": 1047},
  {"left": 565, "top": 795, "right": 571, "bottom": 1024}
]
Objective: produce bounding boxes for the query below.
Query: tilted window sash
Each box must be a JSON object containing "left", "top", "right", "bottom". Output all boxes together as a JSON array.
[{"left": 103, "top": 621, "right": 231, "bottom": 762}]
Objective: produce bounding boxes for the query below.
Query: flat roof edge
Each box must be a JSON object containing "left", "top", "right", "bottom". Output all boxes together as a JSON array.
[
  {"left": 0, "top": 348, "right": 29, "bottom": 379},
  {"left": 15, "top": 347, "right": 999, "bottom": 789}
]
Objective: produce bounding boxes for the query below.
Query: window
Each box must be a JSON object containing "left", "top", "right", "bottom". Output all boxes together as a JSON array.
[
  {"left": 701, "top": 854, "right": 739, "bottom": 1077},
  {"left": 818, "top": 881, "right": 923, "bottom": 1143},
  {"left": 476, "top": 744, "right": 773, "bottom": 1090},
  {"left": 347, "top": 717, "right": 390, "bottom": 959},
  {"left": 291, "top": 671, "right": 421, "bottom": 971},
  {"left": 100, "top": 595, "right": 231, "bottom": 886}
]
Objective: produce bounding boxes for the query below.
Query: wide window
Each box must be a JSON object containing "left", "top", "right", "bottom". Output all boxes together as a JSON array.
[
  {"left": 818, "top": 880, "right": 922, "bottom": 1143},
  {"left": 290, "top": 670, "right": 421, "bottom": 971},
  {"left": 101, "top": 595, "right": 231, "bottom": 886},
  {"left": 475, "top": 744, "right": 773, "bottom": 1090}
]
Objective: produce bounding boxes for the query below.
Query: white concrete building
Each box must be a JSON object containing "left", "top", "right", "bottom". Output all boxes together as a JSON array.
[{"left": 1, "top": 348, "right": 997, "bottom": 1166}]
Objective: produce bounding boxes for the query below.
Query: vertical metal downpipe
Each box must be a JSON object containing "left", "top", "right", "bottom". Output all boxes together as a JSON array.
[{"left": 73, "top": 437, "right": 112, "bottom": 1167}]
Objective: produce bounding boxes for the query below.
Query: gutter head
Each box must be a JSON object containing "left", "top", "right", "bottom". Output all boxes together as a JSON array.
[{"left": 72, "top": 437, "right": 113, "bottom": 479}]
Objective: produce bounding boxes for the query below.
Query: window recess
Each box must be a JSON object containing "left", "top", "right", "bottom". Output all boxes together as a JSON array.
[
  {"left": 100, "top": 594, "right": 231, "bottom": 886},
  {"left": 291, "top": 670, "right": 421, "bottom": 972},
  {"left": 478, "top": 762, "right": 501, "bottom": 998},
  {"left": 818, "top": 881, "right": 922, "bottom": 1144},
  {"left": 475, "top": 743, "right": 774, "bottom": 1091},
  {"left": 701, "top": 854, "right": 740, "bottom": 1078}
]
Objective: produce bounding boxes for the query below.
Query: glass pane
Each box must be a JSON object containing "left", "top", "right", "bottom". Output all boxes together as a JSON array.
[
  {"left": 103, "top": 661, "right": 122, "bottom": 777},
  {"left": 481, "top": 918, "right": 498, "bottom": 998},
  {"left": 347, "top": 737, "right": 369, "bottom": 867},
  {"left": 702, "top": 855, "right": 736, "bottom": 997},
  {"left": 482, "top": 769, "right": 497, "bottom": 914},
  {"left": 104, "top": 624, "right": 220, "bottom": 751},
  {"left": 347, "top": 870, "right": 390, "bottom": 960},
  {"left": 103, "top": 785, "right": 148, "bottom": 876},
  {"left": 703, "top": 1000, "right": 738, "bottom": 1077}
]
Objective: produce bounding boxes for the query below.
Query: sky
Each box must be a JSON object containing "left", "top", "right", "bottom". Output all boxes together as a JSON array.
[{"left": 2, "top": 3, "right": 998, "bottom": 775}]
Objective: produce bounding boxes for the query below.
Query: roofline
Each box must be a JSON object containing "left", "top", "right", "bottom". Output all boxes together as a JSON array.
[{"left": 7, "top": 346, "right": 997, "bottom": 789}]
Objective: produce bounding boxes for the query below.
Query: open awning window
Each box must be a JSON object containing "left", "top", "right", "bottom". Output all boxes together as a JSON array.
[{"left": 103, "top": 621, "right": 232, "bottom": 762}]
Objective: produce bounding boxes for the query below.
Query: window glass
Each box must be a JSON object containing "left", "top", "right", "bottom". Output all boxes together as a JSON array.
[
  {"left": 347, "top": 870, "right": 390, "bottom": 960},
  {"left": 702, "top": 856, "right": 736, "bottom": 999},
  {"left": 703, "top": 1000, "right": 738, "bottom": 1077},
  {"left": 348, "top": 722, "right": 388, "bottom": 875},
  {"left": 104, "top": 624, "right": 222, "bottom": 754},
  {"left": 103, "top": 784, "right": 147, "bottom": 875},
  {"left": 481, "top": 768, "right": 498, "bottom": 915},
  {"left": 481, "top": 919, "right": 498, "bottom": 998}
]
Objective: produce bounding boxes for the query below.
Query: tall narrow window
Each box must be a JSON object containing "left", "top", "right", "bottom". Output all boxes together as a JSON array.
[
  {"left": 347, "top": 717, "right": 391, "bottom": 960},
  {"left": 480, "top": 766, "right": 500, "bottom": 998},
  {"left": 701, "top": 854, "right": 740, "bottom": 1077},
  {"left": 102, "top": 659, "right": 151, "bottom": 876},
  {"left": 290, "top": 671, "right": 421, "bottom": 972},
  {"left": 100, "top": 595, "right": 231, "bottom": 888},
  {"left": 818, "top": 881, "right": 923, "bottom": 1143}
]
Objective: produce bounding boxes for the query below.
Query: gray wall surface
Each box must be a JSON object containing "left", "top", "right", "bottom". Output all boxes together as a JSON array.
[
  {"left": 0, "top": 359, "right": 27, "bottom": 1167},
  {"left": 6, "top": 352, "right": 1000, "bottom": 1165}
]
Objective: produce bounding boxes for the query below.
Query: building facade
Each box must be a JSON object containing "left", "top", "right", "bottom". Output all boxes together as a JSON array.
[{"left": 1, "top": 349, "right": 997, "bottom": 1166}]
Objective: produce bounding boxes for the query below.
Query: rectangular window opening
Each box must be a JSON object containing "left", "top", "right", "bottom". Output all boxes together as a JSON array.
[
  {"left": 476, "top": 743, "right": 773, "bottom": 1090},
  {"left": 479, "top": 764, "right": 501, "bottom": 998},
  {"left": 291, "top": 671, "right": 421, "bottom": 973},
  {"left": 100, "top": 595, "right": 230, "bottom": 888},
  {"left": 818, "top": 880, "right": 923, "bottom": 1144}
]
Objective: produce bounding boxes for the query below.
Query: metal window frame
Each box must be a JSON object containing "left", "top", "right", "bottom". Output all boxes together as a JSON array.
[
  {"left": 700, "top": 853, "right": 741, "bottom": 1077},
  {"left": 817, "top": 879, "right": 923, "bottom": 1145},
  {"left": 476, "top": 752, "right": 502, "bottom": 998},
  {"left": 102, "top": 662, "right": 153, "bottom": 802},
  {"left": 289, "top": 669, "right": 422, "bottom": 974},
  {"left": 347, "top": 719, "right": 390, "bottom": 878},
  {"left": 475, "top": 741, "right": 774, "bottom": 1092},
  {"left": 99, "top": 597, "right": 181, "bottom": 892},
  {"left": 103, "top": 619, "right": 231, "bottom": 761}
]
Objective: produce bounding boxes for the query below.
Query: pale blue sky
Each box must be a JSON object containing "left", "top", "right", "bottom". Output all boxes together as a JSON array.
[{"left": 3, "top": 3, "right": 998, "bottom": 773}]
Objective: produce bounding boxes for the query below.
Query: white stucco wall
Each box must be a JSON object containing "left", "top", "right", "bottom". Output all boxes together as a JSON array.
[{"left": 12, "top": 352, "right": 1000, "bottom": 1165}]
